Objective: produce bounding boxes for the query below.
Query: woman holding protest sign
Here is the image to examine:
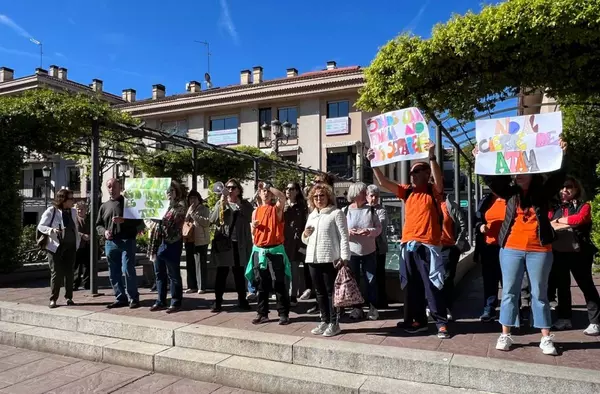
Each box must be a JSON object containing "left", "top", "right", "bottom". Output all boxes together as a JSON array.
[{"left": 478, "top": 138, "right": 567, "bottom": 356}]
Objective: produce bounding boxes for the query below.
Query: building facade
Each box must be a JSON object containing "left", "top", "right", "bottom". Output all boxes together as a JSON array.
[{"left": 0, "top": 65, "right": 125, "bottom": 225}]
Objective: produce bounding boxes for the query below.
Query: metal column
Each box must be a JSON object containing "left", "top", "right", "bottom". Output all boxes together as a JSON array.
[
  {"left": 434, "top": 125, "right": 443, "bottom": 169},
  {"left": 474, "top": 175, "right": 481, "bottom": 209},
  {"left": 253, "top": 159, "right": 259, "bottom": 190},
  {"left": 467, "top": 165, "right": 474, "bottom": 245},
  {"left": 400, "top": 161, "right": 411, "bottom": 227},
  {"left": 89, "top": 121, "right": 100, "bottom": 295},
  {"left": 302, "top": 172, "right": 306, "bottom": 188},
  {"left": 191, "top": 147, "right": 198, "bottom": 190},
  {"left": 453, "top": 146, "right": 460, "bottom": 204}
]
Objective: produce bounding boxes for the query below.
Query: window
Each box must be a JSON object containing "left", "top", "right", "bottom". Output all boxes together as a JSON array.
[
  {"left": 160, "top": 120, "right": 188, "bottom": 150},
  {"left": 258, "top": 108, "right": 271, "bottom": 141},
  {"left": 327, "top": 100, "right": 350, "bottom": 118},
  {"left": 68, "top": 167, "right": 81, "bottom": 191},
  {"left": 210, "top": 116, "right": 238, "bottom": 131},
  {"left": 278, "top": 107, "right": 298, "bottom": 126},
  {"left": 327, "top": 149, "right": 355, "bottom": 180}
]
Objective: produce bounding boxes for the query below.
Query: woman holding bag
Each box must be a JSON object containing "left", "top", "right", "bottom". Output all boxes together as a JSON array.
[
  {"left": 302, "top": 183, "right": 350, "bottom": 337},
  {"left": 183, "top": 190, "right": 210, "bottom": 294}
]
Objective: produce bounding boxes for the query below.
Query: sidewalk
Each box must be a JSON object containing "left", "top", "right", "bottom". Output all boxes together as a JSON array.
[
  {"left": 0, "top": 265, "right": 598, "bottom": 371},
  {"left": 0, "top": 344, "right": 259, "bottom": 393}
]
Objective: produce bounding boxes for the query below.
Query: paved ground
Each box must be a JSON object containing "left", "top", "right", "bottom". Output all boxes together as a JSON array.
[
  {"left": 1, "top": 265, "right": 599, "bottom": 371},
  {"left": 0, "top": 344, "right": 259, "bottom": 394}
]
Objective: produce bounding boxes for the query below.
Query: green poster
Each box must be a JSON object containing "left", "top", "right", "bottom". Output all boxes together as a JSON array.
[{"left": 123, "top": 177, "right": 171, "bottom": 220}]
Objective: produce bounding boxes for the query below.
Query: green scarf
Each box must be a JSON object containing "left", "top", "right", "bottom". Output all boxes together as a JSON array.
[{"left": 245, "top": 244, "right": 292, "bottom": 283}]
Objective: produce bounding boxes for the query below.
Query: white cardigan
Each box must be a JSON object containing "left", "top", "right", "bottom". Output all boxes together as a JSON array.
[
  {"left": 302, "top": 206, "right": 350, "bottom": 264},
  {"left": 37, "top": 206, "right": 81, "bottom": 253}
]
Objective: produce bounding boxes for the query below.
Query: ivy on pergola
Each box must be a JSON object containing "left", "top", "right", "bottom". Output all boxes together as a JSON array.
[{"left": 357, "top": 0, "right": 600, "bottom": 124}]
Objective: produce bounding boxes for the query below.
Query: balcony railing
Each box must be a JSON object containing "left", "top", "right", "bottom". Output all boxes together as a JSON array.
[{"left": 19, "top": 185, "right": 46, "bottom": 199}]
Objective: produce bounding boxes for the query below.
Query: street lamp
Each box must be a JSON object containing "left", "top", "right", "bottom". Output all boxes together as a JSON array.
[
  {"left": 261, "top": 119, "right": 295, "bottom": 154},
  {"left": 119, "top": 161, "right": 130, "bottom": 186},
  {"left": 42, "top": 165, "right": 51, "bottom": 208}
]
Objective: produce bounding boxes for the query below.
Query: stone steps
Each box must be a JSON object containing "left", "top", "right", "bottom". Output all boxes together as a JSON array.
[{"left": 1, "top": 301, "right": 600, "bottom": 394}]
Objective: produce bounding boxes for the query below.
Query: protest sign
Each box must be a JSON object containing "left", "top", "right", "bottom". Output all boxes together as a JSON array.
[
  {"left": 474, "top": 112, "right": 563, "bottom": 175},
  {"left": 366, "top": 107, "right": 430, "bottom": 167},
  {"left": 123, "top": 177, "right": 171, "bottom": 220}
]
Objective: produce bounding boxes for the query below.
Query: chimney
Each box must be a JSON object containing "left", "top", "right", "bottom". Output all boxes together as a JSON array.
[
  {"left": 240, "top": 69, "right": 251, "bottom": 85},
  {"left": 286, "top": 68, "right": 298, "bottom": 78},
  {"left": 252, "top": 66, "right": 263, "bottom": 84},
  {"left": 48, "top": 65, "right": 59, "bottom": 78},
  {"left": 92, "top": 79, "right": 103, "bottom": 92},
  {"left": 152, "top": 84, "right": 165, "bottom": 100},
  {"left": 35, "top": 68, "right": 48, "bottom": 76},
  {"left": 0, "top": 67, "right": 14, "bottom": 82},
  {"left": 122, "top": 88, "right": 136, "bottom": 103},
  {"left": 57, "top": 67, "right": 68, "bottom": 80},
  {"left": 188, "top": 80, "right": 201, "bottom": 93},
  {"left": 326, "top": 61, "right": 337, "bottom": 70}
]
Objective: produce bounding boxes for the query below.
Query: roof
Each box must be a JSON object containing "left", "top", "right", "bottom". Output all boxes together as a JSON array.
[{"left": 116, "top": 66, "right": 363, "bottom": 109}]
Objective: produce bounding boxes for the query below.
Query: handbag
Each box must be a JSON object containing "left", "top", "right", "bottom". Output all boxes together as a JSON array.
[
  {"left": 182, "top": 221, "right": 194, "bottom": 242},
  {"left": 334, "top": 265, "right": 364, "bottom": 308},
  {"left": 36, "top": 208, "right": 57, "bottom": 250},
  {"left": 211, "top": 210, "right": 239, "bottom": 253},
  {"left": 552, "top": 227, "right": 581, "bottom": 253}
]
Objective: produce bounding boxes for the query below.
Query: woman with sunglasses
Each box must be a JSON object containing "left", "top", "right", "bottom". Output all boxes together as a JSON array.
[
  {"left": 302, "top": 183, "right": 350, "bottom": 337},
  {"left": 549, "top": 176, "right": 600, "bottom": 336},
  {"left": 210, "top": 179, "right": 253, "bottom": 312},
  {"left": 37, "top": 189, "right": 80, "bottom": 308}
]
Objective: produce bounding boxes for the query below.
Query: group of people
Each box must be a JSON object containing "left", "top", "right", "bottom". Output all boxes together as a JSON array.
[{"left": 37, "top": 138, "right": 599, "bottom": 355}]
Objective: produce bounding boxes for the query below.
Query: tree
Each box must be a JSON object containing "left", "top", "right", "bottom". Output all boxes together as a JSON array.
[
  {"left": 357, "top": 0, "right": 600, "bottom": 122},
  {"left": 0, "top": 89, "right": 137, "bottom": 272}
]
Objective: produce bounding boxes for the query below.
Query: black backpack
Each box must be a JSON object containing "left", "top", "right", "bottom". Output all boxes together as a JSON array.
[{"left": 405, "top": 184, "right": 444, "bottom": 231}]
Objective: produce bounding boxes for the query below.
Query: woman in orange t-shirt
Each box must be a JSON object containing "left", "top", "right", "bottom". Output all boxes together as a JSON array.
[
  {"left": 485, "top": 167, "right": 566, "bottom": 357},
  {"left": 474, "top": 193, "right": 506, "bottom": 322}
]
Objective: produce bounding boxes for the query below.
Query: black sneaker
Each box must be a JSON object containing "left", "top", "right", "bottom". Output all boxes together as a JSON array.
[
  {"left": 129, "top": 300, "right": 140, "bottom": 309},
  {"left": 279, "top": 315, "right": 290, "bottom": 325},
  {"left": 404, "top": 323, "right": 429, "bottom": 334},
  {"left": 107, "top": 301, "right": 128, "bottom": 309},
  {"left": 166, "top": 305, "right": 181, "bottom": 314},
  {"left": 480, "top": 309, "right": 496, "bottom": 323},
  {"left": 66, "top": 299, "right": 75, "bottom": 306},
  {"left": 149, "top": 303, "right": 166, "bottom": 312},
  {"left": 437, "top": 326, "right": 450, "bottom": 339},
  {"left": 252, "top": 315, "right": 269, "bottom": 325},
  {"left": 211, "top": 303, "right": 223, "bottom": 313}
]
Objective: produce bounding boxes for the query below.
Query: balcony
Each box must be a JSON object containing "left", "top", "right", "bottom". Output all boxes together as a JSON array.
[
  {"left": 19, "top": 184, "right": 46, "bottom": 199},
  {"left": 327, "top": 164, "right": 354, "bottom": 180}
]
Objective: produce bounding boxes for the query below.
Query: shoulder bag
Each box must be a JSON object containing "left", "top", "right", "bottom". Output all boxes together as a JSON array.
[{"left": 36, "top": 208, "right": 57, "bottom": 250}]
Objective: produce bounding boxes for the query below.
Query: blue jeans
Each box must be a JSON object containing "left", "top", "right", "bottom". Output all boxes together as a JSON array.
[
  {"left": 499, "top": 248, "right": 553, "bottom": 329},
  {"left": 154, "top": 241, "right": 183, "bottom": 307},
  {"left": 105, "top": 239, "right": 139, "bottom": 303},
  {"left": 349, "top": 252, "right": 378, "bottom": 306}
]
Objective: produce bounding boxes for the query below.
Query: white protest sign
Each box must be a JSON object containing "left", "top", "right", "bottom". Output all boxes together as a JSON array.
[
  {"left": 123, "top": 178, "right": 171, "bottom": 220},
  {"left": 366, "top": 107, "right": 430, "bottom": 167},
  {"left": 474, "top": 112, "right": 563, "bottom": 175}
]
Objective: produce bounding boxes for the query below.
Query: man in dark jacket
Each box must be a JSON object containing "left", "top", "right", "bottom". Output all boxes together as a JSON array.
[{"left": 96, "top": 178, "right": 144, "bottom": 309}]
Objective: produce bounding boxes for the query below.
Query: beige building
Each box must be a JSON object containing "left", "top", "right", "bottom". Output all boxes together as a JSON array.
[
  {"left": 0, "top": 65, "right": 125, "bottom": 225},
  {"left": 118, "top": 61, "right": 407, "bottom": 199}
]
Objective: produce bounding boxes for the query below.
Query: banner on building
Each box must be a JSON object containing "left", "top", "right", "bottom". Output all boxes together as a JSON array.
[
  {"left": 326, "top": 117, "right": 349, "bottom": 136},
  {"left": 366, "top": 107, "right": 430, "bottom": 167},
  {"left": 123, "top": 177, "right": 171, "bottom": 220},
  {"left": 474, "top": 112, "right": 563, "bottom": 175},
  {"left": 207, "top": 128, "right": 238, "bottom": 146}
]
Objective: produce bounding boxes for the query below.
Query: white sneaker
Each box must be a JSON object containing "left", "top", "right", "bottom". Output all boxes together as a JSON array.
[
  {"left": 495, "top": 334, "right": 514, "bottom": 351},
  {"left": 583, "top": 323, "right": 600, "bottom": 336},
  {"left": 540, "top": 335, "right": 558, "bottom": 356},
  {"left": 323, "top": 323, "right": 341, "bottom": 337},
  {"left": 311, "top": 322, "right": 328, "bottom": 335},
  {"left": 349, "top": 308, "right": 363, "bottom": 320},
  {"left": 299, "top": 289, "right": 312, "bottom": 300},
  {"left": 446, "top": 308, "right": 454, "bottom": 322},
  {"left": 49, "top": 300, "right": 57, "bottom": 309},
  {"left": 270, "top": 294, "right": 277, "bottom": 301},
  {"left": 553, "top": 319, "right": 572, "bottom": 330},
  {"left": 367, "top": 305, "right": 379, "bottom": 321},
  {"left": 426, "top": 307, "right": 431, "bottom": 318}
]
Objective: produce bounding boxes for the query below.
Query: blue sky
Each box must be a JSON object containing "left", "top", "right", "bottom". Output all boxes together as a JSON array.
[{"left": 1, "top": 0, "right": 489, "bottom": 100}]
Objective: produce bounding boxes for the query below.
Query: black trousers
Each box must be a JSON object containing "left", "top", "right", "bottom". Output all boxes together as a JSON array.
[
  {"left": 214, "top": 242, "right": 247, "bottom": 306},
  {"left": 553, "top": 250, "right": 600, "bottom": 324},
  {"left": 254, "top": 252, "right": 290, "bottom": 317},
  {"left": 481, "top": 243, "right": 502, "bottom": 311},
  {"left": 48, "top": 243, "right": 76, "bottom": 301},
  {"left": 184, "top": 242, "right": 199, "bottom": 290},
  {"left": 308, "top": 263, "right": 338, "bottom": 324},
  {"left": 441, "top": 246, "right": 461, "bottom": 310},
  {"left": 303, "top": 261, "right": 314, "bottom": 292},
  {"left": 74, "top": 244, "right": 90, "bottom": 290},
  {"left": 376, "top": 253, "right": 388, "bottom": 307}
]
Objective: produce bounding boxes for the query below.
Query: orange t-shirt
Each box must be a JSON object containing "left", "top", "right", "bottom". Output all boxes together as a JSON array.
[
  {"left": 440, "top": 202, "right": 455, "bottom": 247},
  {"left": 484, "top": 197, "right": 506, "bottom": 245},
  {"left": 504, "top": 205, "right": 552, "bottom": 252},
  {"left": 396, "top": 184, "right": 442, "bottom": 245},
  {"left": 253, "top": 205, "right": 284, "bottom": 247}
]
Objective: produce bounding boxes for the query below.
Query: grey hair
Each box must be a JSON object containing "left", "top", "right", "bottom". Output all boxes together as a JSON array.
[
  {"left": 366, "top": 184, "right": 380, "bottom": 197},
  {"left": 347, "top": 182, "right": 367, "bottom": 202}
]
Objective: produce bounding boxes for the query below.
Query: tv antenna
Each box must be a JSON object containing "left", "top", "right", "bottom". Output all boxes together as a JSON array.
[
  {"left": 30, "top": 38, "right": 43, "bottom": 68},
  {"left": 194, "top": 40, "right": 211, "bottom": 75}
]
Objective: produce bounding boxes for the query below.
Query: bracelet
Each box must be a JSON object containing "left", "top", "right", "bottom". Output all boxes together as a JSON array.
[{"left": 429, "top": 155, "right": 437, "bottom": 161}]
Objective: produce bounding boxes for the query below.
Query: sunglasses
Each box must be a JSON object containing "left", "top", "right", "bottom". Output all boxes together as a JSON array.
[
  {"left": 313, "top": 194, "right": 326, "bottom": 199},
  {"left": 226, "top": 185, "right": 237, "bottom": 190}
]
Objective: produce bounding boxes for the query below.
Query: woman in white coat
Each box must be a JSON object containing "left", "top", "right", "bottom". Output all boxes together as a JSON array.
[
  {"left": 37, "top": 189, "right": 80, "bottom": 308},
  {"left": 302, "top": 183, "right": 350, "bottom": 337}
]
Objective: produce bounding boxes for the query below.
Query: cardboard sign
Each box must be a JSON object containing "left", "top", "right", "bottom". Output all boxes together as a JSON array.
[
  {"left": 123, "top": 178, "right": 171, "bottom": 220},
  {"left": 475, "top": 112, "right": 563, "bottom": 175},
  {"left": 366, "top": 107, "right": 430, "bottom": 167}
]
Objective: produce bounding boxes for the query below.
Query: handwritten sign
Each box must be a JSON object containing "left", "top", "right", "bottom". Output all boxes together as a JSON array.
[
  {"left": 366, "top": 107, "right": 430, "bottom": 167},
  {"left": 475, "top": 112, "right": 563, "bottom": 175},
  {"left": 123, "top": 178, "right": 171, "bottom": 220}
]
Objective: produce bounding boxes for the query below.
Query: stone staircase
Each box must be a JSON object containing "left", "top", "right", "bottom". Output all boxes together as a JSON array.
[{"left": 0, "top": 300, "right": 598, "bottom": 394}]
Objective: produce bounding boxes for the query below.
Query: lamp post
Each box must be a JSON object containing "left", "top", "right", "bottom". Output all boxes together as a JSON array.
[
  {"left": 261, "top": 119, "right": 295, "bottom": 155},
  {"left": 119, "top": 161, "right": 130, "bottom": 187},
  {"left": 42, "top": 165, "right": 51, "bottom": 208}
]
